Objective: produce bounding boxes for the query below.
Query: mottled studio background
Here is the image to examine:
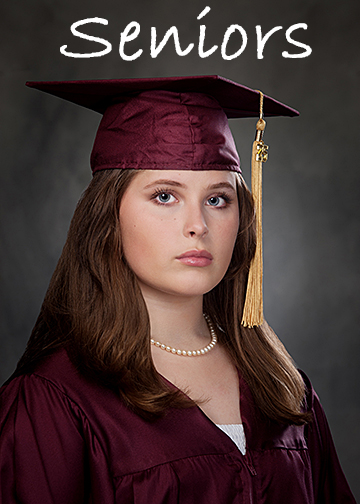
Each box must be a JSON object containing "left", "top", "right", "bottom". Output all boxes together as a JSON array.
[{"left": 1, "top": 0, "right": 359, "bottom": 499}]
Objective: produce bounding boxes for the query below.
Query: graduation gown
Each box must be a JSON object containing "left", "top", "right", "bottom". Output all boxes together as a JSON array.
[{"left": 0, "top": 349, "right": 355, "bottom": 503}]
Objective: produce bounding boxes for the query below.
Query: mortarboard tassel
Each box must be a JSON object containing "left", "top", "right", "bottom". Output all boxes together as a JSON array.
[{"left": 241, "top": 91, "right": 268, "bottom": 328}]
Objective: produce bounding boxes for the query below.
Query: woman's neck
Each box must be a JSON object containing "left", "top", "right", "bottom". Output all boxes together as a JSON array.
[{"left": 140, "top": 287, "right": 210, "bottom": 348}]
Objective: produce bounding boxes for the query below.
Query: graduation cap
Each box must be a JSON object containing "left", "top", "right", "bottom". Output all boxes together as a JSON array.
[{"left": 26, "top": 75, "right": 299, "bottom": 328}]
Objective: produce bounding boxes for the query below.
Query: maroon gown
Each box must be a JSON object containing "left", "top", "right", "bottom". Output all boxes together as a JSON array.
[{"left": 0, "top": 348, "right": 355, "bottom": 503}]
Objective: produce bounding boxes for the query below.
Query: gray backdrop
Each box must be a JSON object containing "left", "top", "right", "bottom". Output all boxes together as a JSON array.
[{"left": 1, "top": 0, "right": 359, "bottom": 499}]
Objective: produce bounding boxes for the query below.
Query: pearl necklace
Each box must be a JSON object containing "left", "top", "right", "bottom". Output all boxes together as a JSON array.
[{"left": 150, "top": 314, "right": 217, "bottom": 357}]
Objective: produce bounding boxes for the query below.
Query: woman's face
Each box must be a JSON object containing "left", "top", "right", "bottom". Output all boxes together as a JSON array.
[{"left": 119, "top": 170, "right": 239, "bottom": 300}]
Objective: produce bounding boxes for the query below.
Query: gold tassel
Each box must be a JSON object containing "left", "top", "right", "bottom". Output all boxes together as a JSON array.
[{"left": 241, "top": 92, "right": 268, "bottom": 328}]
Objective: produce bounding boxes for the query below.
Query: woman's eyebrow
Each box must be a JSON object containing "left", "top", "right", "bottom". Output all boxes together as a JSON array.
[
  {"left": 207, "top": 182, "right": 236, "bottom": 192},
  {"left": 143, "top": 179, "right": 187, "bottom": 189}
]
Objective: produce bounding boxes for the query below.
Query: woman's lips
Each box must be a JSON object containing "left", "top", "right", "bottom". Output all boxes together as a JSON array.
[{"left": 176, "top": 250, "right": 213, "bottom": 267}]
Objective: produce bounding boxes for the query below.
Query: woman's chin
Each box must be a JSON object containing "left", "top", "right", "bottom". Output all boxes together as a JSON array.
[{"left": 137, "top": 275, "right": 221, "bottom": 300}]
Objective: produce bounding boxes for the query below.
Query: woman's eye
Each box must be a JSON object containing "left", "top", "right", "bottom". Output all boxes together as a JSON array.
[
  {"left": 156, "top": 192, "right": 176, "bottom": 204},
  {"left": 207, "top": 196, "right": 227, "bottom": 207}
]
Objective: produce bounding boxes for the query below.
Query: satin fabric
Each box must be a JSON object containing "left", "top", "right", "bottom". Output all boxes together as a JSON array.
[
  {"left": 90, "top": 91, "right": 241, "bottom": 173},
  {"left": 0, "top": 349, "right": 355, "bottom": 503},
  {"left": 26, "top": 75, "right": 300, "bottom": 175}
]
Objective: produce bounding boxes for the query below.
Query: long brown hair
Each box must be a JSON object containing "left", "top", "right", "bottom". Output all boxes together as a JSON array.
[{"left": 15, "top": 169, "right": 309, "bottom": 424}]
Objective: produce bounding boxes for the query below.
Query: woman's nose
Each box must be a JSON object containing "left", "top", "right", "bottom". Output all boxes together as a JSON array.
[{"left": 183, "top": 204, "right": 208, "bottom": 238}]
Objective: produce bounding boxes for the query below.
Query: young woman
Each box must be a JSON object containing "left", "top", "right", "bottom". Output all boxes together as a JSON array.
[{"left": 0, "top": 76, "right": 355, "bottom": 503}]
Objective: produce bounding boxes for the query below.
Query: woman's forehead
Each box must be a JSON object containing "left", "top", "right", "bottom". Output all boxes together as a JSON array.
[{"left": 132, "top": 169, "right": 238, "bottom": 189}]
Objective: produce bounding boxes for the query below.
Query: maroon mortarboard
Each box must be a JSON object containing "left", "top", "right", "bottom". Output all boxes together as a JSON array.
[
  {"left": 26, "top": 75, "right": 298, "bottom": 174},
  {"left": 26, "top": 75, "right": 300, "bottom": 328}
]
